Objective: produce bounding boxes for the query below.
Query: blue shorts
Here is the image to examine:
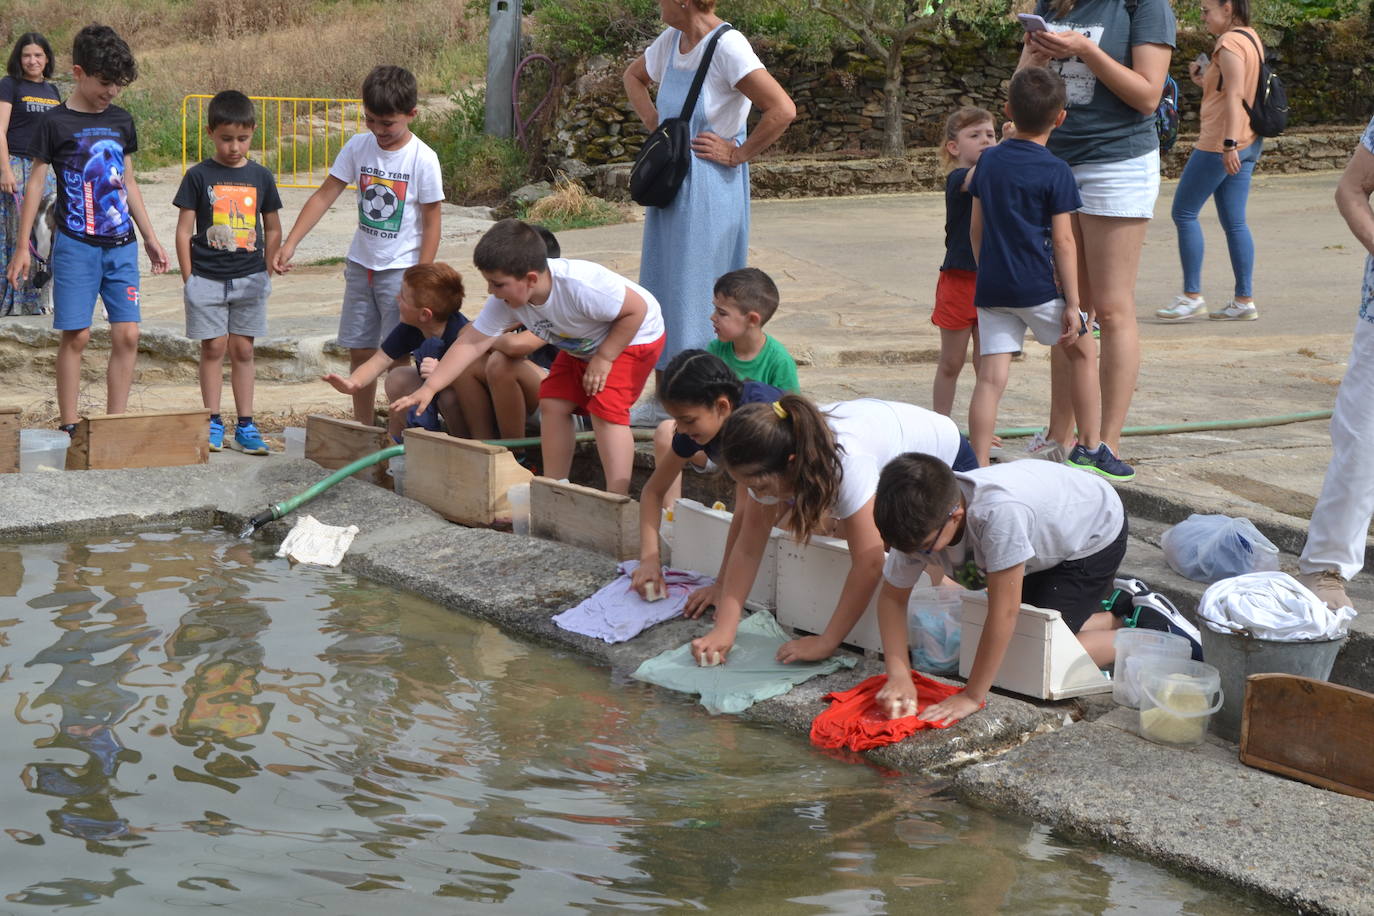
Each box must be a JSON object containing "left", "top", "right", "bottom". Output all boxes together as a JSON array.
[{"left": 51, "top": 233, "right": 140, "bottom": 330}]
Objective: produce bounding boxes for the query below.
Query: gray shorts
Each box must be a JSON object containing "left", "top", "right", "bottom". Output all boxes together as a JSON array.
[
  {"left": 338, "top": 259, "right": 405, "bottom": 350},
  {"left": 977, "top": 299, "right": 1078, "bottom": 355},
  {"left": 183, "top": 271, "right": 270, "bottom": 339}
]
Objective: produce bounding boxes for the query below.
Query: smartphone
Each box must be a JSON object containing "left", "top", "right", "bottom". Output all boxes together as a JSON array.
[
  {"left": 1195, "top": 52, "right": 1210, "bottom": 69},
  {"left": 1017, "top": 12, "right": 1049, "bottom": 31}
]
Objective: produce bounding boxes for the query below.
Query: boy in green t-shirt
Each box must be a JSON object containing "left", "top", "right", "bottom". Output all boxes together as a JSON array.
[{"left": 704, "top": 267, "right": 799, "bottom": 393}]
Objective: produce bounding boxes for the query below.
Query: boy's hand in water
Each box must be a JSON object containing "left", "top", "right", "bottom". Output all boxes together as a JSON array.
[
  {"left": 682, "top": 582, "right": 719, "bottom": 618},
  {"left": 919, "top": 691, "right": 982, "bottom": 726},
  {"left": 690, "top": 624, "right": 736, "bottom": 667},
  {"left": 630, "top": 562, "right": 666, "bottom": 601},
  {"left": 776, "top": 634, "right": 837, "bottom": 664},
  {"left": 876, "top": 674, "right": 920, "bottom": 719}
]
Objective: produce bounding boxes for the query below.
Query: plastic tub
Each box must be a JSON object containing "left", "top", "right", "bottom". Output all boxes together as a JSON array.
[
  {"left": 1199, "top": 626, "right": 1347, "bottom": 742},
  {"left": 283, "top": 427, "right": 306, "bottom": 459},
  {"left": 907, "top": 584, "right": 964, "bottom": 674},
  {"left": 20, "top": 429, "right": 69, "bottom": 473},
  {"left": 387, "top": 456, "right": 405, "bottom": 497},
  {"left": 1136, "top": 658, "right": 1223, "bottom": 748},
  {"left": 1112, "top": 628, "right": 1191, "bottom": 707},
  {"left": 507, "top": 482, "right": 531, "bottom": 536}
]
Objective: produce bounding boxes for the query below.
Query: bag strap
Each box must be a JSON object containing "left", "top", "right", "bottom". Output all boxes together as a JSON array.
[
  {"left": 1215, "top": 28, "right": 1263, "bottom": 93},
  {"left": 676, "top": 24, "right": 733, "bottom": 122}
]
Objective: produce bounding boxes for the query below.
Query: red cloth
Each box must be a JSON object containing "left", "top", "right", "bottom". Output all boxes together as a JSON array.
[{"left": 809, "top": 672, "right": 968, "bottom": 751}]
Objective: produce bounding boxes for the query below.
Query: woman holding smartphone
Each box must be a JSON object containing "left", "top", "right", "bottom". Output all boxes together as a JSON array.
[
  {"left": 1159, "top": 0, "right": 1265, "bottom": 323},
  {"left": 1017, "top": 0, "right": 1176, "bottom": 482}
]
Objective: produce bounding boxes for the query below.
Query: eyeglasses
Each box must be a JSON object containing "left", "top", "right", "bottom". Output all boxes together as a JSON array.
[{"left": 912, "top": 503, "right": 959, "bottom": 557}]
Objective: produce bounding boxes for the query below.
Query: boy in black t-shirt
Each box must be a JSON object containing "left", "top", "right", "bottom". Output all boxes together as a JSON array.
[
  {"left": 172, "top": 90, "right": 283, "bottom": 454},
  {"left": 6, "top": 25, "right": 169, "bottom": 432}
]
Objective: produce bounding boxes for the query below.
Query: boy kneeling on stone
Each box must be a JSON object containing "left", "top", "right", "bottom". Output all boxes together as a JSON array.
[{"left": 870, "top": 455, "right": 1132, "bottom": 725}]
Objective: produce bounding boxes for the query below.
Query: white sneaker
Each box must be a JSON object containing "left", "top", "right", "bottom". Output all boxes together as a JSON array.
[
  {"left": 1024, "top": 427, "right": 1074, "bottom": 464},
  {"left": 1156, "top": 294, "right": 1206, "bottom": 321},
  {"left": 1208, "top": 299, "right": 1258, "bottom": 321}
]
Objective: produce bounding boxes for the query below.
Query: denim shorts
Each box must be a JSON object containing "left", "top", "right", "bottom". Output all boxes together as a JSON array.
[
  {"left": 1071, "top": 148, "right": 1161, "bottom": 219},
  {"left": 51, "top": 233, "right": 140, "bottom": 330},
  {"left": 337, "top": 258, "right": 405, "bottom": 349},
  {"left": 183, "top": 271, "right": 271, "bottom": 339}
]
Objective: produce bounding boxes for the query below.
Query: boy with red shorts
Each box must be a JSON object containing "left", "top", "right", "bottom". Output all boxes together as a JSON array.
[{"left": 390, "top": 218, "right": 663, "bottom": 494}]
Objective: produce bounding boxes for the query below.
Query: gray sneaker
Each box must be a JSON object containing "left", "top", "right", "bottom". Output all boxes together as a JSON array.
[
  {"left": 1208, "top": 299, "right": 1258, "bottom": 321},
  {"left": 1157, "top": 294, "right": 1206, "bottom": 321}
]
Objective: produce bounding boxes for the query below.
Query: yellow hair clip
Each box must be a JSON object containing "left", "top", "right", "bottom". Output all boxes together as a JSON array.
[{"left": 772, "top": 401, "right": 788, "bottom": 419}]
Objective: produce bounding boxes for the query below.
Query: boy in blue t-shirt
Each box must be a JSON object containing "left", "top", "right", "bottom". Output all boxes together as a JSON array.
[
  {"left": 968, "top": 67, "right": 1122, "bottom": 480},
  {"left": 6, "top": 25, "right": 169, "bottom": 433}
]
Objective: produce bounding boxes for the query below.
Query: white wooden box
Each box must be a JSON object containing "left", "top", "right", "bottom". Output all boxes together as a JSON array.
[
  {"left": 670, "top": 498, "right": 781, "bottom": 610},
  {"left": 776, "top": 534, "right": 884, "bottom": 654},
  {"left": 959, "top": 590, "right": 1112, "bottom": 700}
]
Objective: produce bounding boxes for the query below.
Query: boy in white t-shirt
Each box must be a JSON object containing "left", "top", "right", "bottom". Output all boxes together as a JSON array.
[
  {"left": 274, "top": 65, "right": 443, "bottom": 424},
  {"left": 870, "top": 455, "right": 1133, "bottom": 726},
  {"left": 391, "top": 219, "right": 665, "bottom": 494}
]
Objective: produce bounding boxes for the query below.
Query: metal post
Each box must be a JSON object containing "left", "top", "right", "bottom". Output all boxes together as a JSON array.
[{"left": 485, "top": 0, "right": 520, "bottom": 138}]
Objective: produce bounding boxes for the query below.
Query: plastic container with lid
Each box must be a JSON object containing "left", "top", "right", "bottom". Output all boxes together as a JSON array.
[
  {"left": 507, "top": 482, "right": 531, "bottom": 536},
  {"left": 1112, "top": 628, "right": 1191, "bottom": 707},
  {"left": 1136, "top": 658, "right": 1223, "bottom": 748},
  {"left": 20, "top": 429, "right": 70, "bottom": 473},
  {"left": 283, "top": 426, "right": 306, "bottom": 459}
]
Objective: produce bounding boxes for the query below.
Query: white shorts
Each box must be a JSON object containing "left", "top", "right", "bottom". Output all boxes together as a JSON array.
[
  {"left": 977, "top": 299, "right": 1076, "bottom": 355},
  {"left": 1071, "top": 148, "right": 1161, "bottom": 219}
]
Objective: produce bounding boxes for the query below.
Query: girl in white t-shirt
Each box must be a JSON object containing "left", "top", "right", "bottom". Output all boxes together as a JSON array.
[{"left": 686, "top": 395, "right": 978, "bottom": 666}]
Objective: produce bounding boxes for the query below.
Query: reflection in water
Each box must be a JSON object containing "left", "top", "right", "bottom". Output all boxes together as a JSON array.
[{"left": 0, "top": 530, "right": 1276, "bottom": 913}]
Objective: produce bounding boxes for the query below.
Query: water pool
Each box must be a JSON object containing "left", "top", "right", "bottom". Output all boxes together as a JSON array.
[{"left": 0, "top": 529, "right": 1273, "bottom": 913}]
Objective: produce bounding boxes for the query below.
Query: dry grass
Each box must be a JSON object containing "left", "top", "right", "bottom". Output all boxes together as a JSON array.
[{"left": 525, "top": 176, "right": 628, "bottom": 231}]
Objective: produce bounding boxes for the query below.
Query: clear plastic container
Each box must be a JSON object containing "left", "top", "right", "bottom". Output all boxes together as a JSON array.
[
  {"left": 907, "top": 584, "right": 964, "bottom": 674},
  {"left": 387, "top": 456, "right": 405, "bottom": 497},
  {"left": 507, "top": 482, "right": 531, "bottom": 536},
  {"left": 658, "top": 507, "right": 674, "bottom": 565},
  {"left": 1136, "top": 658, "right": 1223, "bottom": 748},
  {"left": 283, "top": 426, "right": 306, "bottom": 459},
  {"left": 1113, "top": 628, "right": 1191, "bottom": 707},
  {"left": 20, "top": 429, "right": 69, "bottom": 473}
]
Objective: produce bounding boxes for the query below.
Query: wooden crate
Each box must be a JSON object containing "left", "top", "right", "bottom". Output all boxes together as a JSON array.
[
  {"left": 0, "top": 406, "right": 17, "bottom": 474},
  {"left": 403, "top": 429, "right": 532, "bottom": 526},
  {"left": 305, "top": 415, "right": 392, "bottom": 487},
  {"left": 1240, "top": 674, "right": 1374, "bottom": 801},
  {"left": 670, "top": 498, "right": 782, "bottom": 611},
  {"left": 775, "top": 534, "right": 885, "bottom": 653},
  {"left": 66, "top": 410, "right": 210, "bottom": 470},
  {"left": 530, "top": 476, "right": 639, "bottom": 560},
  {"left": 959, "top": 591, "right": 1112, "bottom": 700}
]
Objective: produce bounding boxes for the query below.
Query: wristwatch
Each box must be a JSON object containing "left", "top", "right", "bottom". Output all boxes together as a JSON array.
[{"left": 1223, "top": 138, "right": 1238, "bottom": 150}]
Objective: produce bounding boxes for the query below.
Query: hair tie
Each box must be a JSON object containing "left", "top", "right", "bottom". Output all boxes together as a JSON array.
[{"left": 772, "top": 401, "right": 788, "bottom": 420}]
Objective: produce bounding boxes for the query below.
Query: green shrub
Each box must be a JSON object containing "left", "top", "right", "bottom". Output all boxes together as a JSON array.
[{"left": 415, "top": 97, "right": 528, "bottom": 206}]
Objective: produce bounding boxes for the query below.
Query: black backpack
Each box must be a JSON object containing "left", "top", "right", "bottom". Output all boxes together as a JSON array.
[
  {"left": 1218, "top": 29, "right": 1289, "bottom": 138},
  {"left": 629, "top": 24, "right": 731, "bottom": 208}
]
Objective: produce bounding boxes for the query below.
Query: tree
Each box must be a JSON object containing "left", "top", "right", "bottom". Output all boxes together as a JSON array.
[{"left": 809, "top": 0, "right": 947, "bottom": 158}]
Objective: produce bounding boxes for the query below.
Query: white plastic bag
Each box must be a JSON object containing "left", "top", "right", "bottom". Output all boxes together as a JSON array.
[
  {"left": 907, "top": 585, "right": 963, "bottom": 674},
  {"left": 1160, "top": 514, "right": 1279, "bottom": 583}
]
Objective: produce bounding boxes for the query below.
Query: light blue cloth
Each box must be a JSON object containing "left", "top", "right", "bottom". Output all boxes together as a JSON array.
[
  {"left": 632, "top": 612, "right": 856, "bottom": 715},
  {"left": 638, "top": 32, "right": 750, "bottom": 370}
]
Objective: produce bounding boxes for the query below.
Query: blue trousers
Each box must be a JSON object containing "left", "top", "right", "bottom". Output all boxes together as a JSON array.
[{"left": 1170, "top": 141, "right": 1262, "bottom": 298}]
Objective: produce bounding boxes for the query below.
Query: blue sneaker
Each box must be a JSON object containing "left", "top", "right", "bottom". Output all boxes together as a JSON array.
[
  {"left": 232, "top": 420, "right": 269, "bottom": 455},
  {"left": 1066, "top": 443, "right": 1136, "bottom": 482},
  {"left": 208, "top": 417, "right": 224, "bottom": 452}
]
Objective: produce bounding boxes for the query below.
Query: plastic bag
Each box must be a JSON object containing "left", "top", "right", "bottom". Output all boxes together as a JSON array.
[
  {"left": 1160, "top": 514, "right": 1279, "bottom": 583},
  {"left": 907, "top": 585, "right": 963, "bottom": 674}
]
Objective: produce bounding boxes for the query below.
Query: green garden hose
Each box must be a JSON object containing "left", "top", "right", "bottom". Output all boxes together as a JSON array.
[{"left": 241, "top": 444, "right": 405, "bottom": 537}]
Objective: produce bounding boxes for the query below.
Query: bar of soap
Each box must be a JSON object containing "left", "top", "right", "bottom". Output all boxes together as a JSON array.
[
  {"left": 696, "top": 649, "right": 724, "bottom": 667},
  {"left": 643, "top": 581, "right": 664, "bottom": 602}
]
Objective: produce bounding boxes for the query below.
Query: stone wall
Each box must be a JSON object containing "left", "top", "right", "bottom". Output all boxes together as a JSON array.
[{"left": 544, "top": 16, "right": 1374, "bottom": 174}]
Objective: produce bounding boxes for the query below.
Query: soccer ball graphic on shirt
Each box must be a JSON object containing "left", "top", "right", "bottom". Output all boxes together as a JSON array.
[{"left": 358, "top": 175, "right": 406, "bottom": 231}]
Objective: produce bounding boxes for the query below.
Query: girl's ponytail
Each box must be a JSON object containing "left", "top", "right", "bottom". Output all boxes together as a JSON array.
[
  {"left": 657, "top": 349, "right": 745, "bottom": 409},
  {"left": 719, "top": 394, "right": 843, "bottom": 542}
]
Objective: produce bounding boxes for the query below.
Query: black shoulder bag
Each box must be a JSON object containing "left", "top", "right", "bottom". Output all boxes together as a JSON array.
[{"left": 630, "top": 24, "right": 732, "bottom": 208}]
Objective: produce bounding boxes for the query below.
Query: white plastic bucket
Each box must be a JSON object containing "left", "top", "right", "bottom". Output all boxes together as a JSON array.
[
  {"left": 19, "top": 429, "right": 69, "bottom": 473},
  {"left": 283, "top": 427, "right": 306, "bottom": 459},
  {"left": 907, "top": 584, "right": 964, "bottom": 674},
  {"left": 1113, "top": 628, "right": 1191, "bottom": 707},
  {"left": 507, "top": 482, "right": 531, "bottom": 536},
  {"left": 1136, "top": 658, "right": 1223, "bottom": 748}
]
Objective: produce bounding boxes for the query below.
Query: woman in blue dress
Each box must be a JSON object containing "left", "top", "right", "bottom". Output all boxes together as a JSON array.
[{"left": 623, "top": 0, "right": 795, "bottom": 403}]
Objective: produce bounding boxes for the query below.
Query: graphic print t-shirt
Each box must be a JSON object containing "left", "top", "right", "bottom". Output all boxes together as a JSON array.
[
  {"left": 471, "top": 258, "right": 665, "bottom": 359},
  {"left": 0, "top": 76, "right": 60, "bottom": 156},
  {"left": 173, "top": 159, "right": 283, "bottom": 280},
  {"left": 329, "top": 132, "right": 444, "bottom": 270},
  {"left": 30, "top": 103, "right": 138, "bottom": 247}
]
